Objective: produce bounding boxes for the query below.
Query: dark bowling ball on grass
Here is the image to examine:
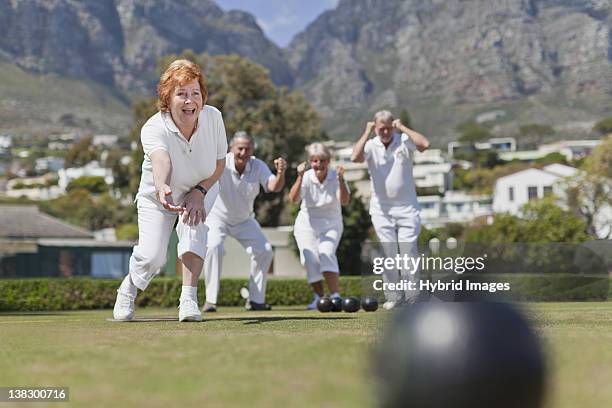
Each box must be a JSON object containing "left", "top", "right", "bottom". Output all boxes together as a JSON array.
[
  {"left": 362, "top": 297, "right": 379, "bottom": 312},
  {"left": 317, "top": 297, "right": 333, "bottom": 313},
  {"left": 330, "top": 297, "right": 343, "bottom": 312},
  {"left": 374, "top": 302, "right": 546, "bottom": 408},
  {"left": 342, "top": 297, "right": 361, "bottom": 313}
]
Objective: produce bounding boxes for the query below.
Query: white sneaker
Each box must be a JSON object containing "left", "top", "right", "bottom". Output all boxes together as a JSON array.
[
  {"left": 307, "top": 294, "right": 321, "bottom": 310},
  {"left": 113, "top": 291, "right": 135, "bottom": 321},
  {"left": 179, "top": 298, "right": 202, "bottom": 322},
  {"left": 383, "top": 301, "right": 397, "bottom": 311}
]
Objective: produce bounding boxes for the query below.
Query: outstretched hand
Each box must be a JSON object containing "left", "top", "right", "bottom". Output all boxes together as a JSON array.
[{"left": 157, "top": 184, "right": 184, "bottom": 213}]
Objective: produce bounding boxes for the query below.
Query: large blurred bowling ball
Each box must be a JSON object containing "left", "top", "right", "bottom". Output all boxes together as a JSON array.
[{"left": 374, "top": 302, "right": 546, "bottom": 408}]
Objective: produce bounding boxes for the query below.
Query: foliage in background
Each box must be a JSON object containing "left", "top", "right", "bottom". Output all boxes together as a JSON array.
[
  {"left": 399, "top": 108, "right": 412, "bottom": 129},
  {"left": 64, "top": 136, "right": 98, "bottom": 168},
  {"left": 592, "top": 117, "right": 612, "bottom": 135},
  {"left": 463, "top": 197, "right": 589, "bottom": 244},
  {"left": 456, "top": 120, "right": 492, "bottom": 143},
  {"left": 66, "top": 176, "right": 108, "bottom": 194},
  {"left": 39, "top": 189, "right": 136, "bottom": 231},
  {"left": 337, "top": 183, "right": 372, "bottom": 274},
  {"left": 562, "top": 136, "right": 612, "bottom": 238}
]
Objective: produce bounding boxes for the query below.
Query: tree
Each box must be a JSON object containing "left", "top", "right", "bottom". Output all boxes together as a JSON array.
[
  {"left": 39, "top": 189, "right": 120, "bottom": 231},
  {"left": 399, "top": 109, "right": 412, "bottom": 128},
  {"left": 464, "top": 197, "right": 589, "bottom": 244},
  {"left": 456, "top": 120, "right": 491, "bottom": 143},
  {"left": 127, "top": 51, "right": 323, "bottom": 226},
  {"left": 562, "top": 136, "right": 612, "bottom": 238},
  {"left": 66, "top": 176, "right": 108, "bottom": 194},
  {"left": 64, "top": 136, "right": 98, "bottom": 168},
  {"left": 592, "top": 117, "right": 612, "bottom": 135},
  {"left": 534, "top": 152, "right": 567, "bottom": 166},
  {"left": 337, "top": 183, "right": 372, "bottom": 275},
  {"left": 518, "top": 123, "right": 555, "bottom": 148},
  {"left": 104, "top": 148, "right": 131, "bottom": 194}
]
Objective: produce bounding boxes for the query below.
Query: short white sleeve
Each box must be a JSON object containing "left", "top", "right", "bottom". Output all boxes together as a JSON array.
[
  {"left": 402, "top": 133, "right": 417, "bottom": 152},
  {"left": 215, "top": 111, "right": 228, "bottom": 159},
  {"left": 257, "top": 160, "right": 274, "bottom": 193},
  {"left": 363, "top": 139, "right": 373, "bottom": 161},
  {"left": 141, "top": 122, "right": 168, "bottom": 157}
]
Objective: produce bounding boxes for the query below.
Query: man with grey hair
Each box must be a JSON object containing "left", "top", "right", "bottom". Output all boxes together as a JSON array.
[
  {"left": 351, "top": 111, "right": 430, "bottom": 309},
  {"left": 203, "top": 131, "right": 287, "bottom": 311}
]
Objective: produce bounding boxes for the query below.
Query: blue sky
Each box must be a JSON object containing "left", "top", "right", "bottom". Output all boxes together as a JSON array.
[{"left": 216, "top": 0, "right": 339, "bottom": 47}]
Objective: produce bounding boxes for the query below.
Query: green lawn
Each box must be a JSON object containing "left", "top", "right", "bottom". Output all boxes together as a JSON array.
[{"left": 0, "top": 303, "right": 610, "bottom": 408}]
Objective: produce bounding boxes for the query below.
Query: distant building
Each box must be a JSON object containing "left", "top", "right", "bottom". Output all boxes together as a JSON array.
[
  {"left": 419, "top": 192, "right": 493, "bottom": 229},
  {"left": 92, "top": 134, "right": 119, "bottom": 147},
  {"left": 499, "top": 139, "right": 601, "bottom": 162},
  {"left": 5, "top": 175, "right": 62, "bottom": 200},
  {"left": 492, "top": 164, "right": 577, "bottom": 215},
  {"left": 0, "top": 205, "right": 133, "bottom": 278},
  {"left": 58, "top": 161, "right": 114, "bottom": 192},
  {"left": 448, "top": 137, "right": 517, "bottom": 158},
  {"left": 35, "top": 157, "right": 65, "bottom": 174},
  {"left": 475, "top": 110, "right": 506, "bottom": 124},
  {"left": 0, "top": 134, "right": 12, "bottom": 154}
]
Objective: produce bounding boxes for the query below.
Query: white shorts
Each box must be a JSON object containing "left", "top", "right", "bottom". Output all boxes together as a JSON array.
[
  {"left": 128, "top": 183, "right": 219, "bottom": 290},
  {"left": 293, "top": 211, "right": 343, "bottom": 283}
]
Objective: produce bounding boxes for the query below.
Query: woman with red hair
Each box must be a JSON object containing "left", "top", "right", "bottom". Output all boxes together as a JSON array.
[{"left": 113, "top": 59, "right": 227, "bottom": 322}]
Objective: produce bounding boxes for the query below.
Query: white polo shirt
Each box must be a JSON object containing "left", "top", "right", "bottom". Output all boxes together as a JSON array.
[
  {"left": 364, "top": 132, "right": 420, "bottom": 216},
  {"left": 208, "top": 153, "right": 275, "bottom": 225},
  {"left": 299, "top": 168, "right": 348, "bottom": 220},
  {"left": 136, "top": 105, "right": 228, "bottom": 205}
]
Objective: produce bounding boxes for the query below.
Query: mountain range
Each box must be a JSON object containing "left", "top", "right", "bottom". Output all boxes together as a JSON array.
[{"left": 1, "top": 0, "right": 611, "bottom": 144}]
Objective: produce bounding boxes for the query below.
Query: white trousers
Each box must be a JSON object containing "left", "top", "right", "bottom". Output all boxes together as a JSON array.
[
  {"left": 371, "top": 210, "right": 421, "bottom": 303},
  {"left": 293, "top": 211, "right": 343, "bottom": 284},
  {"left": 204, "top": 216, "right": 273, "bottom": 304},
  {"left": 128, "top": 184, "right": 219, "bottom": 291}
]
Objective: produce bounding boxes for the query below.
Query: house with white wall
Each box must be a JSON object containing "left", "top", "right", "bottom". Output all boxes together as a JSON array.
[{"left": 492, "top": 164, "right": 577, "bottom": 215}]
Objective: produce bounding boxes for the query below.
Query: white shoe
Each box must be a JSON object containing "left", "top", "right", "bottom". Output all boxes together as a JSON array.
[
  {"left": 307, "top": 294, "right": 321, "bottom": 310},
  {"left": 330, "top": 292, "right": 341, "bottom": 299},
  {"left": 179, "top": 298, "right": 202, "bottom": 322},
  {"left": 113, "top": 291, "right": 135, "bottom": 321},
  {"left": 383, "top": 301, "right": 397, "bottom": 311}
]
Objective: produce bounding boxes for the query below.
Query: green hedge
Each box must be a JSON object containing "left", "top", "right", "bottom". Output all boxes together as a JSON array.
[
  {"left": 0, "top": 275, "right": 609, "bottom": 311},
  {"left": 0, "top": 277, "right": 363, "bottom": 312}
]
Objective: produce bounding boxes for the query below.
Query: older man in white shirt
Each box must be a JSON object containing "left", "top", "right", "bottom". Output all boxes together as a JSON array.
[
  {"left": 351, "top": 110, "right": 430, "bottom": 309},
  {"left": 203, "top": 131, "right": 286, "bottom": 312}
]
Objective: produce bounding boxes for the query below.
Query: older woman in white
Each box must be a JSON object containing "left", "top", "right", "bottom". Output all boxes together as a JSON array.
[
  {"left": 113, "top": 59, "right": 227, "bottom": 322},
  {"left": 288, "top": 143, "right": 350, "bottom": 309}
]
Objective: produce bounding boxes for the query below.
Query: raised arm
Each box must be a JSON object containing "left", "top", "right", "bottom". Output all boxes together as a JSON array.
[
  {"left": 337, "top": 166, "right": 350, "bottom": 206},
  {"left": 288, "top": 161, "right": 306, "bottom": 204},
  {"left": 267, "top": 157, "right": 287, "bottom": 193},
  {"left": 351, "top": 121, "right": 375, "bottom": 163},
  {"left": 151, "top": 150, "right": 183, "bottom": 212},
  {"left": 392, "top": 119, "right": 430, "bottom": 152}
]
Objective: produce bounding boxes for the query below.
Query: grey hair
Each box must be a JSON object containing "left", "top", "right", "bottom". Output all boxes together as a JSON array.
[
  {"left": 305, "top": 142, "right": 331, "bottom": 161},
  {"left": 374, "top": 110, "right": 394, "bottom": 124},
  {"left": 230, "top": 131, "right": 256, "bottom": 148}
]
